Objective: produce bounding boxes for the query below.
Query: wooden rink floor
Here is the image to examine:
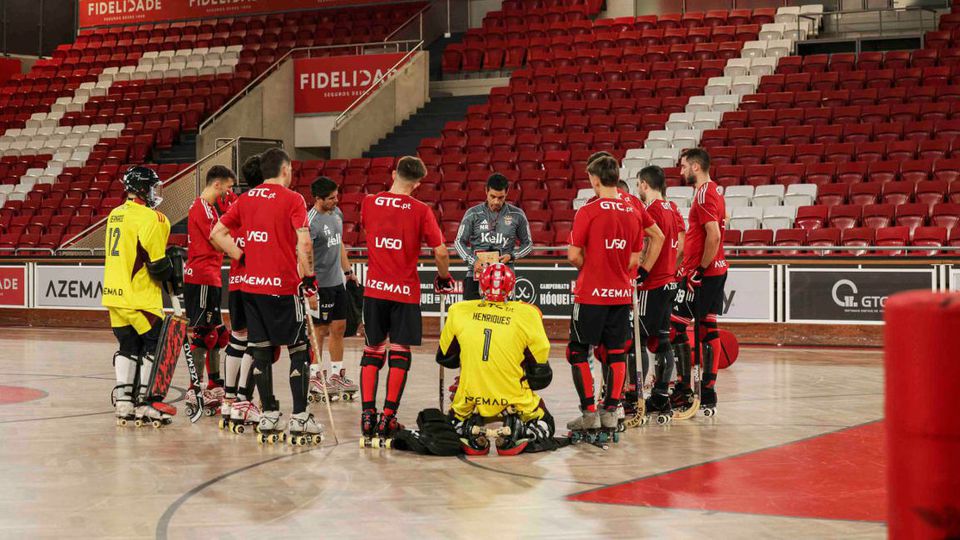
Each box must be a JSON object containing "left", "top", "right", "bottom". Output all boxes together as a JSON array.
[{"left": 0, "top": 328, "right": 886, "bottom": 539}]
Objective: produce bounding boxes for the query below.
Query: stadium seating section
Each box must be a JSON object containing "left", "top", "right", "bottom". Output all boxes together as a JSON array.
[{"left": 0, "top": 2, "right": 427, "bottom": 255}]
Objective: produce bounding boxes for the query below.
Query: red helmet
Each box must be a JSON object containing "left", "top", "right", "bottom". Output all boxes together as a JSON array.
[{"left": 479, "top": 263, "right": 516, "bottom": 303}]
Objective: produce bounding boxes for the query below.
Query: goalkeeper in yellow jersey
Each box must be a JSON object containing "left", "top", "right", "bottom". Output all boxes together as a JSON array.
[
  {"left": 102, "top": 166, "right": 181, "bottom": 426},
  {"left": 436, "top": 263, "right": 557, "bottom": 455}
]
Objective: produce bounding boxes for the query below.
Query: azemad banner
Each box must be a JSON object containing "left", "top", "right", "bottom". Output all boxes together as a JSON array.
[
  {"left": 79, "top": 0, "right": 393, "bottom": 28},
  {"left": 35, "top": 265, "right": 105, "bottom": 309},
  {"left": 294, "top": 53, "right": 405, "bottom": 114},
  {"left": 787, "top": 268, "right": 936, "bottom": 324}
]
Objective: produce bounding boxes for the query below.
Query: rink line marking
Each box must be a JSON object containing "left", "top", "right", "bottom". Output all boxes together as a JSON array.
[
  {"left": 457, "top": 455, "right": 607, "bottom": 486},
  {"left": 0, "top": 384, "right": 187, "bottom": 424},
  {"left": 566, "top": 419, "right": 883, "bottom": 518},
  {"left": 154, "top": 441, "right": 346, "bottom": 540}
]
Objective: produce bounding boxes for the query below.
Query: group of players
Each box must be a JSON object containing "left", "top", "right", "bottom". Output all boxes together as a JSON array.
[{"left": 101, "top": 143, "right": 728, "bottom": 453}]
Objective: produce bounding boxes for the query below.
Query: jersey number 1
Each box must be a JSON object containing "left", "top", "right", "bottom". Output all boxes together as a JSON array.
[
  {"left": 109, "top": 228, "right": 121, "bottom": 256},
  {"left": 482, "top": 328, "right": 493, "bottom": 362}
]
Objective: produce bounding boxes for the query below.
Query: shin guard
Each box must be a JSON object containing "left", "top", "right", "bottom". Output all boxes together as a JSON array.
[
  {"left": 567, "top": 342, "right": 596, "bottom": 412},
  {"left": 237, "top": 352, "right": 255, "bottom": 401},
  {"left": 702, "top": 316, "right": 720, "bottom": 388},
  {"left": 384, "top": 345, "right": 411, "bottom": 416},
  {"left": 603, "top": 350, "right": 627, "bottom": 409},
  {"left": 360, "top": 344, "right": 386, "bottom": 411},
  {"left": 223, "top": 332, "right": 246, "bottom": 398},
  {"left": 250, "top": 344, "right": 278, "bottom": 411},
  {"left": 654, "top": 333, "right": 674, "bottom": 394},
  {"left": 288, "top": 342, "right": 310, "bottom": 414}
]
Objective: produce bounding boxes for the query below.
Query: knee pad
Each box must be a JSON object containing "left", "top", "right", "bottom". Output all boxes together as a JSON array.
[
  {"left": 656, "top": 333, "right": 672, "bottom": 354},
  {"left": 191, "top": 326, "right": 215, "bottom": 349},
  {"left": 248, "top": 342, "right": 274, "bottom": 369},
  {"left": 604, "top": 348, "right": 627, "bottom": 365},
  {"left": 566, "top": 342, "right": 589, "bottom": 365},
  {"left": 215, "top": 325, "right": 230, "bottom": 349},
  {"left": 113, "top": 326, "right": 141, "bottom": 358},
  {"left": 225, "top": 331, "right": 247, "bottom": 358},
  {"left": 361, "top": 344, "right": 386, "bottom": 369},
  {"left": 703, "top": 319, "right": 719, "bottom": 342},
  {"left": 671, "top": 324, "right": 689, "bottom": 345},
  {"left": 388, "top": 344, "right": 412, "bottom": 370}
]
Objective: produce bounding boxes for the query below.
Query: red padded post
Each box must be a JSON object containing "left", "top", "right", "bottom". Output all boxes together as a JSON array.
[{"left": 884, "top": 291, "right": 960, "bottom": 539}]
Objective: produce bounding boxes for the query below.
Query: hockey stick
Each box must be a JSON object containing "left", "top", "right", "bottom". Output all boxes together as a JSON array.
[
  {"left": 691, "top": 285, "right": 703, "bottom": 415},
  {"left": 302, "top": 294, "right": 339, "bottom": 445},
  {"left": 167, "top": 284, "right": 204, "bottom": 423},
  {"left": 438, "top": 293, "right": 447, "bottom": 411},
  {"left": 625, "top": 287, "right": 645, "bottom": 427}
]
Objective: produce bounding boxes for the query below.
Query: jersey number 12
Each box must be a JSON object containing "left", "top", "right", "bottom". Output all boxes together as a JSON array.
[{"left": 108, "top": 228, "right": 121, "bottom": 257}]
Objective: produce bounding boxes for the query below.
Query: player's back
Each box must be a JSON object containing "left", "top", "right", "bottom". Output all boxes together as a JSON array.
[
  {"left": 102, "top": 200, "right": 170, "bottom": 310},
  {"left": 684, "top": 181, "right": 727, "bottom": 275},
  {"left": 642, "top": 200, "right": 680, "bottom": 290},
  {"left": 571, "top": 198, "right": 643, "bottom": 304},
  {"left": 448, "top": 300, "right": 549, "bottom": 415}
]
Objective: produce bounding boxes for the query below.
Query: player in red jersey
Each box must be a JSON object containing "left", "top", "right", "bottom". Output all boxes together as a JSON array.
[
  {"left": 211, "top": 148, "right": 324, "bottom": 443},
  {"left": 565, "top": 156, "right": 663, "bottom": 437},
  {"left": 673, "top": 148, "right": 728, "bottom": 415},
  {"left": 183, "top": 165, "right": 236, "bottom": 415},
  {"left": 359, "top": 156, "right": 452, "bottom": 442},
  {"left": 218, "top": 155, "right": 265, "bottom": 430},
  {"left": 633, "top": 165, "right": 683, "bottom": 420}
]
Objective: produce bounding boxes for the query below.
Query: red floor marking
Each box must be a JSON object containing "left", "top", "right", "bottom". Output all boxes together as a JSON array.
[
  {"left": 0, "top": 385, "right": 48, "bottom": 405},
  {"left": 569, "top": 421, "right": 886, "bottom": 523}
]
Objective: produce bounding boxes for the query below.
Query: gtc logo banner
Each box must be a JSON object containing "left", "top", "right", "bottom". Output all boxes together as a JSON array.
[
  {"left": 788, "top": 268, "right": 935, "bottom": 323},
  {"left": 294, "top": 53, "right": 406, "bottom": 114}
]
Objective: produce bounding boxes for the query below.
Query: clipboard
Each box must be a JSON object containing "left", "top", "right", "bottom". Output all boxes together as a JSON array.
[{"left": 473, "top": 251, "right": 501, "bottom": 280}]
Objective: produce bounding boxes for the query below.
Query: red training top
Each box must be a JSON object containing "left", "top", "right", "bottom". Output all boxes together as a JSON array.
[
  {"left": 641, "top": 199, "right": 681, "bottom": 291},
  {"left": 570, "top": 197, "right": 644, "bottom": 305},
  {"left": 185, "top": 197, "right": 223, "bottom": 287},
  {"left": 219, "top": 183, "right": 308, "bottom": 296},
  {"left": 361, "top": 192, "right": 444, "bottom": 304},
  {"left": 682, "top": 181, "right": 728, "bottom": 277}
]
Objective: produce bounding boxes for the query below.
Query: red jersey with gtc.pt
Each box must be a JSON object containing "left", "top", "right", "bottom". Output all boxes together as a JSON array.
[
  {"left": 219, "top": 183, "right": 308, "bottom": 296},
  {"left": 641, "top": 199, "right": 680, "bottom": 291},
  {"left": 185, "top": 197, "right": 222, "bottom": 286},
  {"left": 682, "top": 181, "right": 728, "bottom": 277},
  {"left": 361, "top": 192, "right": 444, "bottom": 304},
  {"left": 570, "top": 197, "right": 644, "bottom": 305}
]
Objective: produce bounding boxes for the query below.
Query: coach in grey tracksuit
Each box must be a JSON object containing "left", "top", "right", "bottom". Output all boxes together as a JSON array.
[{"left": 454, "top": 173, "right": 533, "bottom": 300}]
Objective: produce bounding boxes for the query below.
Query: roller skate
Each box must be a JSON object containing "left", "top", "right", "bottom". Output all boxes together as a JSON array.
[
  {"left": 494, "top": 414, "right": 529, "bottom": 456},
  {"left": 455, "top": 414, "right": 491, "bottom": 456},
  {"left": 597, "top": 408, "right": 621, "bottom": 446},
  {"left": 623, "top": 391, "right": 647, "bottom": 428},
  {"left": 184, "top": 387, "right": 200, "bottom": 418},
  {"left": 358, "top": 410, "right": 380, "bottom": 448},
  {"left": 372, "top": 412, "right": 404, "bottom": 449},
  {"left": 671, "top": 383, "right": 699, "bottom": 421},
  {"left": 201, "top": 385, "right": 224, "bottom": 417},
  {"left": 115, "top": 400, "right": 135, "bottom": 427},
  {"left": 566, "top": 410, "right": 603, "bottom": 447},
  {"left": 700, "top": 386, "right": 717, "bottom": 417},
  {"left": 287, "top": 412, "right": 324, "bottom": 446},
  {"left": 256, "top": 410, "right": 285, "bottom": 444},
  {"left": 218, "top": 397, "right": 235, "bottom": 430},
  {"left": 329, "top": 369, "right": 358, "bottom": 401},
  {"left": 134, "top": 400, "right": 176, "bottom": 428},
  {"left": 228, "top": 400, "right": 261, "bottom": 434},
  {"left": 645, "top": 392, "right": 673, "bottom": 425},
  {"left": 308, "top": 370, "right": 338, "bottom": 403}
]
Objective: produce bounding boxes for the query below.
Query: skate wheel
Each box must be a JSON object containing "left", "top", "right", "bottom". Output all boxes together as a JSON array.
[
  {"left": 117, "top": 418, "right": 127, "bottom": 427},
  {"left": 703, "top": 408, "right": 715, "bottom": 417},
  {"left": 359, "top": 439, "right": 366, "bottom": 449},
  {"left": 234, "top": 424, "right": 245, "bottom": 434},
  {"left": 257, "top": 433, "right": 265, "bottom": 444},
  {"left": 313, "top": 435, "right": 322, "bottom": 444},
  {"left": 307, "top": 394, "right": 315, "bottom": 403},
  {"left": 152, "top": 420, "right": 162, "bottom": 429},
  {"left": 657, "top": 415, "right": 669, "bottom": 425},
  {"left": 372, "top": 438, "right": 381, "bottom": 449},
  {"left": 218, "top": 418, "right": 226, "bottom": 430},
  {"left": 384, "top": 438, "right": 392, "bottom": 449},
  {"left": 613, "top": 432, "right": 620, "bottom": 443},
  {"left": 134, "top": 419, "right": 144, "bottom": 428},
  {"left": 204, "top": 408, "right": 215, "bottom": 417}
]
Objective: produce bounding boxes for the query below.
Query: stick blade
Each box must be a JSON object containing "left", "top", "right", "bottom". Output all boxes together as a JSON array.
[{"left": 189, "top": 397, "right": 204, "bottom": 423}]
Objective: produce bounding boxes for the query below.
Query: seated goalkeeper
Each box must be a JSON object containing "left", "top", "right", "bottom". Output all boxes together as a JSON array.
[{"left": 436, "top": 263, "right": 557, "bottom": 455}]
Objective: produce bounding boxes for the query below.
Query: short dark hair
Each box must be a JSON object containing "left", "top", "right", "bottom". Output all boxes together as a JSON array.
[
  {"left": 311, "top": 176, "right": 338, "bottom": 199},
  {"left": 259, "top": 147, "right": 291, "bottom": 180},
  {"left": 616, "top": 179, "right": 630, "bottom": 192},
  {"left": 241, "top": 154, "right": 264, "bottom": 188},
  {"left": 681, "top": 147, "right": 711, "bottom": 173},
  {"left": 638, "top": 165, "right": 667, "bottom": 195},
  {"left": 486, "top": 173, "right": 509, "bottom": 191},
  {"left": 587, "top": 151, "right": 614, "bottom": 167},
  {"left": 395, "top": 156, "right": 426, "bottom": 182},
  {"left": 586, "top": 156, "right": 619, "bottom": 187},
  {"left": 206, "top": 165, "right": 236, "bottom": 186}
]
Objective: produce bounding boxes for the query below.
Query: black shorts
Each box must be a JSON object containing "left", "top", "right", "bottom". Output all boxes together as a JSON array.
[
  {"left": 228, "top": 289, "right": 247, "bottom": 332},
  {"left": 183, "top": 283, "right": 222, "bottom": 328},
  {"left": 363, "top": 296, "right": 422, "bottom": 346},
  {"left": 570, "top": 303, "right": 631, "bottom": 349},
  {"left": 310, "top": 285, "right": 348, "bottom": 324},
  {"left": 672, "top": 273, "right": 728, "bottom": 322},
  {"left": 462, "top": 277, "right": 481, "bottom": 301},
  {"left": 243, "top": 293, "right": 307, "bottom": 346},
  {"left": 637, "top": 282, "right": 677, "bottom": 337}
]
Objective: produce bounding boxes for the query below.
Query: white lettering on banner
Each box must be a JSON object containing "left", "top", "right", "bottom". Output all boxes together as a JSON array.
[
  {"left": 591, "top": 288, "right": 632, "bottom": 299},
  {"left": 374, "top": 196, "right": 411, "bottom": 210},
  {"left": 299, "top": 69, "right": 392, "bottom": 91},
  {"left": 368, "top": 279, "right": 410, "bottom": 295},
  {"left": 599, "top": 201, "right": 627, "bottom": 212},
  {"left": 375, "top": 237, "right": 403, "bottom": 250},
  {"left": 189, "top": 0, "right": 254, "bottom": 7},
  {"left": 87, "top": 0, "right": 163, "bottom": 16},
  {"left": 1, "top": 278, "right": 19, "bottom": 290},
  {"left": 246, "top": 231, "right": 269, "bottom": 243},
  {"left": 246, "top": 276, "right": 281, "bottom": 287},
  {"left": 605, "top": 238, "right": 626, "bottom": 250},
  {"left": 247, "top": 187, "right": 277, "bottom": 200}
]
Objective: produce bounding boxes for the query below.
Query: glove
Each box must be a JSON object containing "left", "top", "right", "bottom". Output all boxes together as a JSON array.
[
  {"left": 636, "top": 266, "right": 649, "bottom": 287},
  {"left": 687, "top": 266, "right": 707, "bottom": 291},
  {"left": 301, "top": 274, "right": 318, "bottom": 298},
  {"left": 434, "top": 274, "right": 455, "bottom": 294}
]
